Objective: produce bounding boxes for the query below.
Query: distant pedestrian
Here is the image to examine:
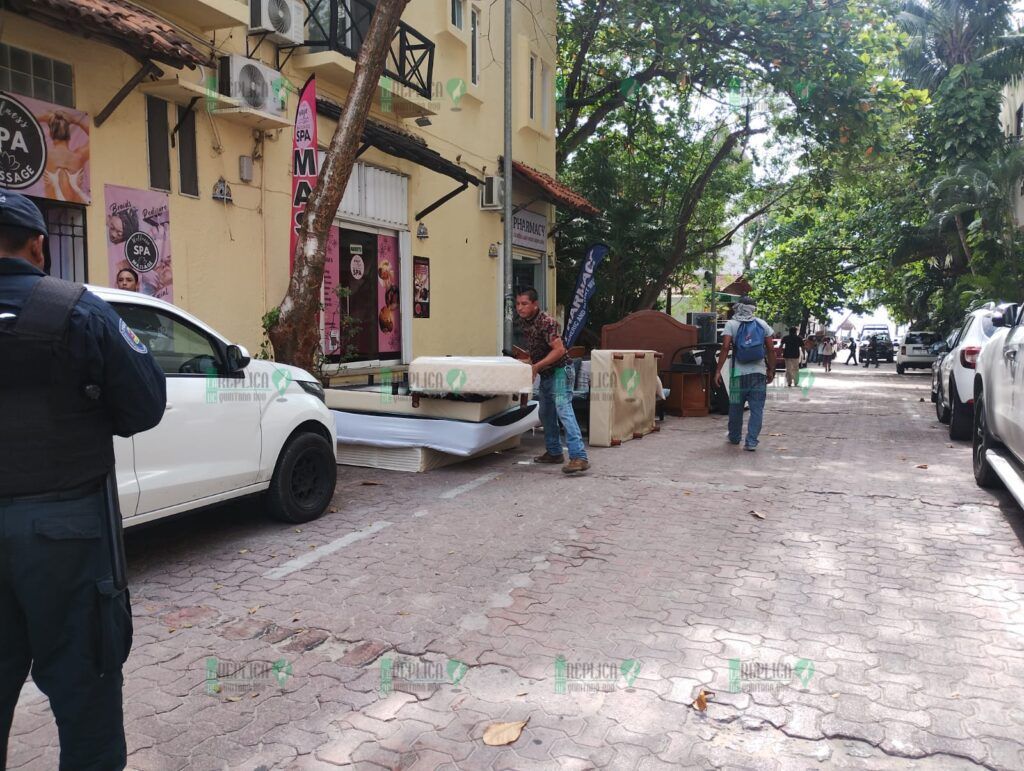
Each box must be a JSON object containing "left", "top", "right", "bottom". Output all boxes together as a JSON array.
[
  {"left": 864, "top": 335, "right": 880, "bottom": 368},
  {"left": 816, "top": 337, "right": 826, "bottom": 367},
  {"left": 822, "top": 337, "right": 835, "bottom": 373},
  {"left": 714, "top": 295, "right": 776, "bottom": 451},
  {"left": 781, "top": 326, "right": 803, "bottom": 387},
  {"left": 805, "top": 336, "right": 818, "bottom": 364},
  {"left": 845, "top": 337, "right": 858, "bottom": 365}
]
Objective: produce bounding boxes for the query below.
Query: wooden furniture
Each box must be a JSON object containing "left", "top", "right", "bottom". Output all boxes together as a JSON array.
[{"left": 601, "top": 310, "right": 709, "bottom": 417}]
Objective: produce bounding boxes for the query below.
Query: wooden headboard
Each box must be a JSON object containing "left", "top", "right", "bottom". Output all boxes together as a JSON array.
[{"left": 600, "top": 311, "right": 698, "bottom": 373}]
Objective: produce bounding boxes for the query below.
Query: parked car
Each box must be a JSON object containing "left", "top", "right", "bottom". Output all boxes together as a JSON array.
[
  {"left": 92, "top": 286, "right": 338, "bottom": 527},
  {"left": 896, "top": 331, "right": 941, "bottom": 374},
  {"left": 934, "top": 306, "right": 999, "bottom": 439},
  {"left": 973, "top": 302, "right": 1024, "bottom": 505},
  {"left": 930, "top": 329, "right": 960, "bottom": 404}
]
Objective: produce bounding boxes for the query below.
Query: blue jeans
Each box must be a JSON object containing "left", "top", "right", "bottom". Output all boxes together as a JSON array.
[
  {"left": 537, "top": 365, "right": 587, "bottom": 460},
  {"left": 728, "top": 372, "right": 767, "bottom": 448}
]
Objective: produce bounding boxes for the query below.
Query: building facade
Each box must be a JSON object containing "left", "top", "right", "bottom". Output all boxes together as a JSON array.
[{"left": 0, "top": 0, "right": 596, "bottom": 370}]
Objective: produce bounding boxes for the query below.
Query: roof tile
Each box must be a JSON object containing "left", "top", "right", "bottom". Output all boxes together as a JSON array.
[{"left": 511, "top": 160, "right": 601, "bottom": 217}]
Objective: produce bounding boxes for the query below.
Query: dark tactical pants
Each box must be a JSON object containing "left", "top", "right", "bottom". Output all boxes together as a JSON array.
[{"left": 0, "top": 489, "right": 131, "bottom": 771}]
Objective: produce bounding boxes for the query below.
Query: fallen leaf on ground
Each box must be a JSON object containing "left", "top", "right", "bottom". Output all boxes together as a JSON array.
[
  {"left": 328, "top": 508, "right": 338, "bottom": 513},
  {"left": 919, "top": 398, "right": 925, "bottom": 402},
  {"left": 516, "top": 691, "right": 528, "bottom": 697},
  {"left": 776, "top": 447, "right": 789, "bottom": 451},
  {"left": 360, "top": 481, "right": 383, "bottom": 486},
  {"left": 915, "top": 464, "right": 928, "bottom": 469},
  {"left": 247, "top": 606, "right": 261, "bottom": 615},
  {"left": 238, "top": 549, "right": 249, "bottom": 554},
  {"left": 692, "top": 689, "right": 714, "bottom": 711},
  {"left": 226, "top": 696, "right": 242, "bottom": 702},
  {"left": 768, "top": 432, "right": 785, "bottom": 437},
  {"left": 830, "top": 692, "right": 840, "bottom": 698},
  {"left": 483, "top": 719, "right": 529, "bottom": 746},
  {"left": 750, "top": 510, "right": 767, "bottom": 520},
  {"left": 294, "top": 528, "right": 302, "bottom": 533}
]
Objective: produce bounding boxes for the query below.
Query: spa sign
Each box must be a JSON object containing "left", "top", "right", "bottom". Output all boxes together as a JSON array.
[
  {"left": 511, "top": 209, "right": 547, "bottom": 251},
  {"left": 0, "top": 91, "right": 91, "bottom": 203}
]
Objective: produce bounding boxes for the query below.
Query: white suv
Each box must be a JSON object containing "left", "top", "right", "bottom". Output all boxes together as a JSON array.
[
  {"left": 934, "top": 306, "right": 998, "bottom": 440},
  {"left": 92, "top": 287, "right": 338, "bottom": 527},
  {"left": 896, "top": 331, "right": 940, "bottom": 374}
]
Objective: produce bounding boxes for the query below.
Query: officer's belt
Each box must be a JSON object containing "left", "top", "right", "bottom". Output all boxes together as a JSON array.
[{"left": 0, "top": 478, "right": 103, "bottom": 506}]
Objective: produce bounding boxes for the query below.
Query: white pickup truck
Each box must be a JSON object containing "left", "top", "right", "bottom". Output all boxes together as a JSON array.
[{"left": 972, "top": 303, "right": 1024, "bottom": 505}]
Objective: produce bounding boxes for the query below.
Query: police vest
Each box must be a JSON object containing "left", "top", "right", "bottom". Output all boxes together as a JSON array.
[{"left": 0, "top": 276, "right": 114, "bottom": 497}]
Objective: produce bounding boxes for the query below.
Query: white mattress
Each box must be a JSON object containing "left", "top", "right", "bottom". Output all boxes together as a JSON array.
[
  {"left": 408, "top": 356, "right": 533, "bottom": 395},
  {"left": 332, "top": 403, "right": 540, "bottom": 456},
  {"left": 336, "top": 436, "right": 521, "bottom": 472},
  {"left": 325, "top": 387, "right": 514, "bottom": 422}
]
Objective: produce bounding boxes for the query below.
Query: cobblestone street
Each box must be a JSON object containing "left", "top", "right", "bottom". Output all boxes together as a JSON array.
[{"left": 10, "top": 364, "right": 1024, "bottom": 770}]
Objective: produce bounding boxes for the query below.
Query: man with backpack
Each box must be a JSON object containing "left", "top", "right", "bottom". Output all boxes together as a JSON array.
[{"left": 714, "top": 296, "right": 776, "bottom": 451}]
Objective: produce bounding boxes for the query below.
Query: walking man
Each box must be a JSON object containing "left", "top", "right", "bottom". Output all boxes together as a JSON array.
[
  {"left": 0, "top": 191, "right": 167, "bottom": 769},
  {"left": 515, "top": 288, "right": 589, "bottom": 474},
  {"left": 781, "top": 326, "right": 803, "bottom": 387},
  {"left": 844, "top": 337, "right": 858, "bottom": 365},
  {"left": 714, "top": 295, "right": 775, "bottom": 451}
]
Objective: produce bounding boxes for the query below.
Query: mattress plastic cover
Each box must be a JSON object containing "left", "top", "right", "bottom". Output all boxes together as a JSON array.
[
  {"left": 588, "top": 350, "right": 659, "bottom": 447},
  {"left": 408, "top": 356, "right": 533, "bottom": 395},
  {"left": 332, "top": 403, "right": 540, "bottom": 456}
]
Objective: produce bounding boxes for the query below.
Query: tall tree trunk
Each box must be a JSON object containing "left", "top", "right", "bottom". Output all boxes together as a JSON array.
[
  {"left": 952, "top": 213, "right": 973, "bottom": 275},
  {"left": 267, "top": 0, "right": 411, "bottom": 371},
  {"left": 799, "top": 306, "right": 810, "bottom": 337}
]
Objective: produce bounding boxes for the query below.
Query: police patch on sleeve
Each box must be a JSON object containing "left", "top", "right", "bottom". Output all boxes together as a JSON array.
[{"left": 119, "top": 318, "right": 148, "bottom": 354}]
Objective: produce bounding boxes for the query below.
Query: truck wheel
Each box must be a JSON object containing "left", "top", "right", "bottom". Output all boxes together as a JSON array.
[
  {"left": 935, "top": 387, "right": 951, "bottom": 424},
  {"left": 948, "top": 381, "right": 971, "bottom": 440},
  {"left": 897, "top": 364, "right": 905, "bottom": 375},
  {"left": 266, "top": 432, "right": 337, "bottom": 523},
  {"left": 973, "top": 389, "right": 1001, "bottom": 489}
]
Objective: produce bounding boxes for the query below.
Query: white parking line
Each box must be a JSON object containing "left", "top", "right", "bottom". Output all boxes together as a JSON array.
[
  {"left": 263, "top": 520, "right": 392, "bottom": 579},
  {"left": 439, "top": 471, "right": 503, "bottom": 500}
]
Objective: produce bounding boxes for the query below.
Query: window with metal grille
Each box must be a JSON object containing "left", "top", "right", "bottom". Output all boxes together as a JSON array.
[
  {"left": 40, "top": 202, "right": 87, "bottom": 282},
  {"left": 529, "top": 55, "right": 536, "bottom": 120},
  {"left": 0, "top": 44, "right": 74, "bottom": 107},
  {"left": 147, "top": 96, "right": 171, "bottom": 192},
  {"left": 177, "top": 105, "right": 199, "bottom": 197}
]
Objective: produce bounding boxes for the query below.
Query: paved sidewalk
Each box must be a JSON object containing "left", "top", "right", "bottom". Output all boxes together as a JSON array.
[{"left": 9, "top": 365, "right": 1024, "bottom": 770}]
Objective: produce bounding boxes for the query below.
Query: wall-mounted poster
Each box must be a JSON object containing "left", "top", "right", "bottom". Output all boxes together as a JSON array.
[
  {"left": 0, "top": 91, "right": 91, "bottom": 203},
  {"left": 105, "top": 184, "right": 172, "bottom": 301},
  {"left": 377, "top": 234, "right": 401, "bottom": 356},
  {"left": 413, "top": 256, "right": 430, "bottom": 318},
  {"left": 322, "top": 227, "right": 341, "bottom": 356}
]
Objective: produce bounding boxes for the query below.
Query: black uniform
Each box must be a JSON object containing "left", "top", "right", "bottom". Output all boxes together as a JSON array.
[{"left": 0, "top": 257, "right": 166, "bottom": 770}]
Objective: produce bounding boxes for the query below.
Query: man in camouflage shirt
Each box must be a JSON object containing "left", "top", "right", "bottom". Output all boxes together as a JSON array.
[{"left": 515, "top": 288, "right": 589, "bottom": 474}]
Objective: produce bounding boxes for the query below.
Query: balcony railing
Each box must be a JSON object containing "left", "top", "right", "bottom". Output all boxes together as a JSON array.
[{"left": 304, "top": 0, "right": 434, "bottom": 99}]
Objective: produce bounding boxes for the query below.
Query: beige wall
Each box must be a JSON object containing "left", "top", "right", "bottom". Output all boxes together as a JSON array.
[{"left": 0, "top": 0, "right": 558, "bottom": 362}]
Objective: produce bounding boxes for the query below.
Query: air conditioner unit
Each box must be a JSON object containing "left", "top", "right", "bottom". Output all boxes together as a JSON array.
[
  {"left": 479, "top": 175, "right": 504, "bottom": 210},
  {"left": 218, "top": 55, "right": 288, "bottom": 117},
  {"left": 250, "top": 0, "right": 305, "bottom": 46}
]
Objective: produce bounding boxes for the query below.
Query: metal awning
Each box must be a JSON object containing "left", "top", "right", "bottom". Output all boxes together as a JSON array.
[
  {"left": 3, "top": 0, "right": 209, "bottom": 70},
  {"left": 316, "top": 98, "right": 479, "bottom": 220}
]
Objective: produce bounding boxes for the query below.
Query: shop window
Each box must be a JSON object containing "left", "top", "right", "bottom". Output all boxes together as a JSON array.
[
  {"left": 451, "top": 0, "right": 464, "bottom": 29},
  {"left": 34, "top": 200, "right": 87, "bottom": 282},
  {"left": 470, "top": 8, "right": 480, "bottom": 85},
  {"left": 0, "top": 44, "right": 74, "bottom": 107},
  {"left": 147, "top": 96, "right": 171, "bottom": 192},
  {"left": 177, "top": 105, "right": 199, "bottom": 197}
]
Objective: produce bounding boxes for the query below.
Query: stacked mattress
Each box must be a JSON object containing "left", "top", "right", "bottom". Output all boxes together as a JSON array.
[{"left": 329, "top": 356, "right": 539, "bottom": 472}]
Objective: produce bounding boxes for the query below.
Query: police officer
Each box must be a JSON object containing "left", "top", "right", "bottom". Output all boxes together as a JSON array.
[{"left": 0, "top": 191, "right": 166, "bottom": 770}]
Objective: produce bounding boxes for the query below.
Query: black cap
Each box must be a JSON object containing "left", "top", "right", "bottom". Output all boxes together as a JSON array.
[{"left": 0, "top": 190, "right": 48, "bottom": 236}]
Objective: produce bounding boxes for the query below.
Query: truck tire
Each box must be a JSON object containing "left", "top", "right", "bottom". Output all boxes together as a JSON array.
[
  {"left": 973, "top": 389, "right": 1001, "bottom": 489},
  {"left": 266, "top": 432, "right": 337, "bottom": 523},
  {"left": 897, "top": 364, "right": 905, "bottom": 375},
  {"left": 948, "top": 381, "right": 971, "bottom": 440}
]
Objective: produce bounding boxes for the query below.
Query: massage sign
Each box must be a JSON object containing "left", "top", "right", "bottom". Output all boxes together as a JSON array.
[{"left": 0, "top": 93, "right": 46, "bottom": 189}]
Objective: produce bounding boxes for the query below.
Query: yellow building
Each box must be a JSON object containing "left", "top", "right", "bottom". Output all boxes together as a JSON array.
[{"left": 0, "top": 0, "right": 598, "bottom": 371}]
